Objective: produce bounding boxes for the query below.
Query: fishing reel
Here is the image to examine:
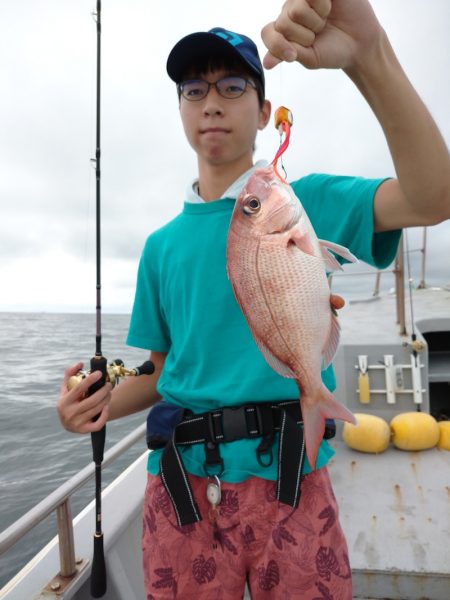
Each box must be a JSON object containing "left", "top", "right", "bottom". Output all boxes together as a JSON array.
[{"left": 68, "top": 358, "right": 155, "bottom": 391}]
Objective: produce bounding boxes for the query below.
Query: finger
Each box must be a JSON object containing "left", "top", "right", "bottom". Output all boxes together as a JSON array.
[
  {"left": 76, "top": 383, "right": 112, "bottom": 416},
  {"left": 261, "top": 22, "right": 298, "bottom": 66},
  {"left": 78, "top": 396, "right": 110, "bottom": 423},
  {"left": 79, "top": 404, "right": 110, "bottom": 434},
  {"left": 275, "top": 13, "right": 316, "bottom": 47},
  {"left": 309, "top": 0, "right": 332, "bottom": 20},
  {"left": 283, "top": 2, "right": 327, "bottom": 35},
  {"left": 67, "top": 368, "right": 103, "bottom": 399},
  {"left": 61, "top": 362, "right": 84, "bottom": 392},
  {"left": 263, "top": 52, "right": 283, "bottom": 70},
  {"left": 330, "top": 294, "right": 346, "bottom": 310}
]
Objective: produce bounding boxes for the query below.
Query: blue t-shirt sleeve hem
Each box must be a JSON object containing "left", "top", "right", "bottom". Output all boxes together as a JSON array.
[{"left": 364, "top": 179, "right": 402, "bottom": 269}]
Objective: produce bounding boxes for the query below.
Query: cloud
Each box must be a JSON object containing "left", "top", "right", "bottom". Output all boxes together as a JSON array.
[{"left": 1, "top": 0, "right": 449, "bottom": 312}]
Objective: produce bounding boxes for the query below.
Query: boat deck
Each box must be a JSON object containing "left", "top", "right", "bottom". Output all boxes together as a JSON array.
[
  {"left": 337, "top": 286, "right": 450, "bottom": 345},
  {"left": 329, "top": 440, "right": 450, "bottom": 599}
]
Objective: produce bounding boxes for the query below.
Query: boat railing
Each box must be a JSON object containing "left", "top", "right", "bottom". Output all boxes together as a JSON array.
[
  {"left": 0, "top": 422, "right": 146, "bottom": 584},
  {"left": 329, "top": 228, "right": 428, "bottom": 337}
]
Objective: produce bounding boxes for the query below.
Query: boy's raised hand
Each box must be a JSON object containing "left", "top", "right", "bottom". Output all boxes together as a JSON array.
[{"left": 261, "top": 0, "right": 383, "bottom": 71}]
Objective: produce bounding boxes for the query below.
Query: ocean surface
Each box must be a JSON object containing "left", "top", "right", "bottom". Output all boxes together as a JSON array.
[{"left": 0, "top": 312, "right": 150, "bottom": 589}]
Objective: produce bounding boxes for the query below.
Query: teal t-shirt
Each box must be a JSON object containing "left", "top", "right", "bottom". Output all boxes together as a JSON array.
[{"left": 126, "top": 173, "right": 401, "bottom": 482}]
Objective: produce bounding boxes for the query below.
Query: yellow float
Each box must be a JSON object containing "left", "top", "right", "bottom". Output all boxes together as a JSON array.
[
  {"left": 437, "top": 421, "right": 450, "bottom": 450},
  {"left": 342, "top": 413, "right": 391, "bottom": 453},
  {"left": 390, "top": 412, "right": 440, "bottom": 451}
]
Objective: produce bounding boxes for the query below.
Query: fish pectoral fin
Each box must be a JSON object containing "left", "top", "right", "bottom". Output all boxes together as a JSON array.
[
  {"left": 322, "top": 311, "right": 340, "bottom": 369},
  {"left": 318, "top": 239, "right": 358, "bottom": 271},
  {"left": 288, "top": 227, "right": 316, "bottom": 257},
  {"left": 255, "top": 337, "right": 297, "bottom": 379}
]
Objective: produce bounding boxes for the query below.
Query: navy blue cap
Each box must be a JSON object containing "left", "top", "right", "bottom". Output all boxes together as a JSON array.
[{"left": 166, "top": 27, "right": 265, "bottom": 93}]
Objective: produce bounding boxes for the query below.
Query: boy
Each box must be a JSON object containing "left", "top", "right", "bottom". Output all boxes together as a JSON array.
[{"left": 58, "top": 0, "right": 450, "bottom": 598}]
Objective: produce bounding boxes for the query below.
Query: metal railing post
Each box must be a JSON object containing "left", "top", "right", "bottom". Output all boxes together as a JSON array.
[
  {"left": 394, "top": 235, "right": 407, "bottom": 336},
  {"left": 418, "top": 227, "right": 427, "bottom": 289},
  {"left": 56, "top": 499, "right": 76, "bottom": 577}
]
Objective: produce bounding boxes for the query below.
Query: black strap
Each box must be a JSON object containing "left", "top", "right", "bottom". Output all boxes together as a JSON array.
[
  {"left": 160, "top": 432, "right": 202, "bottom": 526},
  {"left": 173, "top": 401, "right": 299, "bottom": 445},
  {"left": 276, "top": 407, "right": 306, "bottom": 507},
  {"left": 158, "top": 401, "right": 335, "bottom": 526}
]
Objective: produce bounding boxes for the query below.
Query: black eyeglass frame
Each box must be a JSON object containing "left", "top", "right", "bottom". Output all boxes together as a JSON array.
[{"left": 177, "top": 76, "right": 257, "bottom": 101}]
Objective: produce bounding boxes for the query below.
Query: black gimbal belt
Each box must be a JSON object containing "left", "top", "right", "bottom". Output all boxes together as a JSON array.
[{"left": 147, "top": 400, "right": 336, "bottom": 526}]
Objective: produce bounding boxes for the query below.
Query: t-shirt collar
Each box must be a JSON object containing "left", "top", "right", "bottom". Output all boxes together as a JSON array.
[{"left": 186, "top": 160, "right": 269, "bottom": 203}]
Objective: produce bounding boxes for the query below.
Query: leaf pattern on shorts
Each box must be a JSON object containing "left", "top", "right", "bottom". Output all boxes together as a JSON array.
[
  {"left": 219, "top": 489, "right": 239, "bottom": 517},
  {"left": 316, "top": 546, "right": 341, "bottom": 581},
  {"left": 272, "top": 520, "right": 298, "bottom": 550},
  {"left": 286, "top": 506, "right": 316, "bottom": 536},
  {"left": 313, "top": 580, "right": 335, "bottom": 600},
  {"left": 302, "top": 478, "right": 327, "bottom": 513},
  {"left": 144, "top": 506, "right": 157, "bottom": 534},
  {"left": 152, "top": 483, "right": 172, "bottom": 518},
  {"left": 213, "top": 523, "right": 239, "bottom": 554},
  {"left": 241, "top": 524, "right": 256, "bottom": 550},
  {"left": 265, "top": 482, "right": 277, "bottom": 503},
  {"left": 192, "top": 554, "right": 217, "bottom": 584},
  {"left": 152, "top": 567, "right": 177, "bottom": 595},
  {"left": 258, "top": 559, "right": 280, "bottom": 591},
  {"left": 318, "top": 504, "right": 336, "bottom": 536}
]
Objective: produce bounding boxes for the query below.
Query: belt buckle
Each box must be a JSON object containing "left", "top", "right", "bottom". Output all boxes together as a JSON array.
[{"left": 221, "top": 406, "right": 251, "bottom": 442}]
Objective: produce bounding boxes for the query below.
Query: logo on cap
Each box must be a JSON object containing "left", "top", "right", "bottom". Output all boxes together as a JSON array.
[{"left": 213, "top": 29, "right": 243, "bottom": 47}]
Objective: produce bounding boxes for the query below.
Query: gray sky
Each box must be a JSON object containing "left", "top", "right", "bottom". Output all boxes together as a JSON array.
[{"left": 1, "top": 0, "right": 449, "bottom": 312}]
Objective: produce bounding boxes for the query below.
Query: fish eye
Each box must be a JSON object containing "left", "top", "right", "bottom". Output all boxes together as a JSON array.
[{"left": 242, "top": 195, "right": 261, "bottom": 215}]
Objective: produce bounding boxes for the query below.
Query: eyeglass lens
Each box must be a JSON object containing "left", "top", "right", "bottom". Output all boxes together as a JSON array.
[{"left": 180, "top": 76, "right": 250, "bottom": 100}]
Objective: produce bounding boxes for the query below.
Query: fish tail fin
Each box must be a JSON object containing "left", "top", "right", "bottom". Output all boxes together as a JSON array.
[{"left": 300, "top": 385, "right": 356, "bottom": 469}]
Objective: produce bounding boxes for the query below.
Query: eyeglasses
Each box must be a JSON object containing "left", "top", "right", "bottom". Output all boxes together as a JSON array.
[{"left": 177, "top": 76, "right": 257, "bottom": 101}]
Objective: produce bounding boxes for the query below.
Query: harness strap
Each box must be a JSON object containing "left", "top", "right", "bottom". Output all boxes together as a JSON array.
[
  {"left": 160, "top": 400, "right": 309, "bottom": 526},
  {"left": 276, "top": 406, "right": 306, "bottom": 507},
  {"left": 160, "top": 432, "right": 202, "bottom": 526}
]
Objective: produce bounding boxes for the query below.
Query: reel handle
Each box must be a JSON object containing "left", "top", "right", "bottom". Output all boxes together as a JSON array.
[
  {"left": 132, "top": 360, "right": 155, "bottom": 376},
  {"left": 67, "top": 359, "right": 155, "bottom": 391}
]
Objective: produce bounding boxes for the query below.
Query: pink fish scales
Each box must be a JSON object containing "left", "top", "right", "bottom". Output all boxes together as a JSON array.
[{"left": 226, "top": 166, "right": 357, "bottom": 468}]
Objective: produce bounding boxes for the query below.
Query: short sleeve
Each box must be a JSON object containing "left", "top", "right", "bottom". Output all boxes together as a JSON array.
[
  {"left": 291, "top": 174, "right": 401, "bottom": 269},
  {"left": 126, "top": 236, "right": 171, "bottom": 352}
]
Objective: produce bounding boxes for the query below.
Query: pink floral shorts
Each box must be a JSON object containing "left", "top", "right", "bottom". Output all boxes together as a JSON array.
[{"left": 142, "top": 467, "right": 352, "bottom": 599}]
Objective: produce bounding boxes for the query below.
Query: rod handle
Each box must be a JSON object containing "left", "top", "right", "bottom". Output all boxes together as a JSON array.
[
  {"left": 90, "top": 533, "right": 107, "bottom": 597},
  {"left": 89, "top": 355, "right": 108, "bottom": 396}
]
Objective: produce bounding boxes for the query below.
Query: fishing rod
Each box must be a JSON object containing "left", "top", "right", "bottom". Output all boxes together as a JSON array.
[{"left": 68, "top": 2, "right": 154, "bottom": 597}]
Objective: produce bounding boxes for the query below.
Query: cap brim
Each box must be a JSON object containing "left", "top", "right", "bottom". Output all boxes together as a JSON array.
[{"left": 167, "top": 32, "right": 257, "bottom": 83}]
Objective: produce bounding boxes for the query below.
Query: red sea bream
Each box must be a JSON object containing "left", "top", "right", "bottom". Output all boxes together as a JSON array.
[{"left": 226, "top": 165, "right": 357, "bottom": 467}]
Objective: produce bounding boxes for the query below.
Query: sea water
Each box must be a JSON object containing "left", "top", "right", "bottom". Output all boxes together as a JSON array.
[{"left": 0, "top": 312, "right": 149, "bottom": 588}]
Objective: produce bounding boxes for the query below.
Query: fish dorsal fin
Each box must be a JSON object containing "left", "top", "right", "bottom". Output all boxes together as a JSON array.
[
  {"left": 322, "top": 311, "right": 340, "bottom": 369},
  {"left": 318, "top": 239, "right": 358, "bottom": 271},
  {"left": 255, "top": 337, "right": 297, "bottom": 379}
]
